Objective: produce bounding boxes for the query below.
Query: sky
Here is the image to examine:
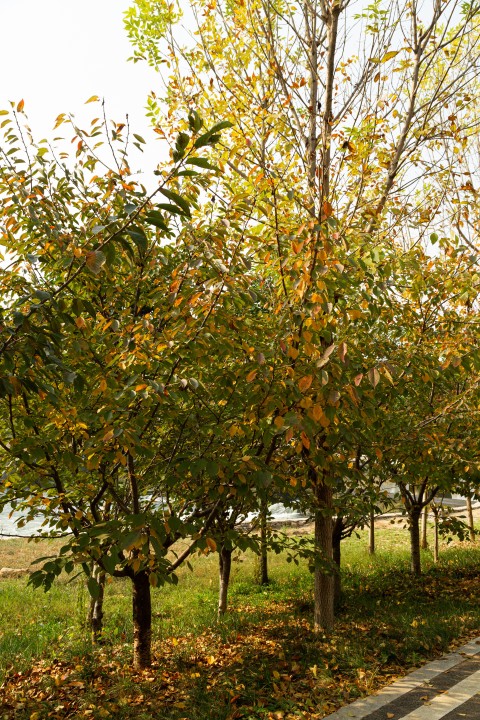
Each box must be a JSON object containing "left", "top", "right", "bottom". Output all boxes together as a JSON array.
[{"left": 0, "top": 0, "right": 160, "bottom": 173}]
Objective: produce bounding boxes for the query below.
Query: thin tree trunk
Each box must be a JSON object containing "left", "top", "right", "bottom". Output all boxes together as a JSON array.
[
  {"left": 369, "top": 508, "right": 375, "bottom": 555},
  {"left": 421, "top": 505, "right": 429, "bottom": 550},
  {"left": 132, "top": 570, "right": 152, "bottom": 669},
  {"left": 433, "top": 509, "right": 439, "bottom": 563},
  {"left": 314, "top": 480, "right": 334, "bottom": 634},
  {"left": 88, "top": 565, "right": 106, "bottom": 643},
  {"left": 255, "top": 498, "right": 269, "bottom": 585},
  {"left": 218, "top": 545, "right": 232, "bottom": 617},
  {"left": 466, "top": 494, "right": 475, "bottom": 543},
  {"left": 332, "top": 518, "right": 342, "bottom": 609},
  {"left": 409, "top": 506, "right": 422, "bottom": 576}
]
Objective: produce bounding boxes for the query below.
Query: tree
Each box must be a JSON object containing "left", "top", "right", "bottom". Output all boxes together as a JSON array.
[
  {"left": 0, "top": 104, "right": 279, "bottom": 667},
  {"left": 124, "top": 0, "right": 480, "bottom": 630}
]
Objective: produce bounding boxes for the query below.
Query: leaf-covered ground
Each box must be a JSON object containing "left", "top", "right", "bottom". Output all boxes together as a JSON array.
[{"left": 1, "top": 530, "right": 480, "bottom": 719}]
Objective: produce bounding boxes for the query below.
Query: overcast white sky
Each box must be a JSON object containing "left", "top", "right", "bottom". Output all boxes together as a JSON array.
[{"left": 0, "top": 0, "right": 159, "bottom": 174}]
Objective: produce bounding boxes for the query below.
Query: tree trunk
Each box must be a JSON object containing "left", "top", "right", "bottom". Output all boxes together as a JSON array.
[
  {"left": 218, "top": 545, "right": 232, "bottom": 618},
  {"left": 255, "top": 498, "right": 269, "bottom": 585},
  {"left": 314, "top": 480, "right": 334, "bottom": 634},
  {"left": 368, "top": 508, "right": 375, "bottom": 555},
  {"left": 132, "top": 570, "right": 152, "bottom": 669},
  {"left": 409, "top": 506, "right": 422, "bottom": 576},
  {"left": 433, "top": 509, "right": 439, "bottom": 563},
  {"left": 466, "top": 494, "right": 475, "bottom": 543},
  {"left": 421, "top": 505, "right": 429, "bottom": 550},
  {"left": 88, "top": 565, "right": 106, "bottom": 644},
  {"left": 332, "top": 518, "right": 342, "bottom": 609}
]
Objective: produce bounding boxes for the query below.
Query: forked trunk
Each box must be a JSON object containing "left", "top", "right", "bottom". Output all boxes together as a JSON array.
[
  {"left": 132, "top": 570, "right": 152, "bottom": 669},
  {"left": 409, "top": 506, "right": 422, "bottom": 576},
  {"left": 314, "top": 480, "right": 334, "bottom": 634},
  {"left": 218, "top": 545, "right": 232, "bottom": 617}
]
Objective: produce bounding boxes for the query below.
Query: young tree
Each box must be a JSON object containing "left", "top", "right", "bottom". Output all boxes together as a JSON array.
[
  {"left": 0, "top": 105, "right": 280, "bottom": 667},
  {"left": 124, "top": 0, "right": 480, "bottom": 630}
]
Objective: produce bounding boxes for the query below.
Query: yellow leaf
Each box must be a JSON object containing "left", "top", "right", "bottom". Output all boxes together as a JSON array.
[
  {"left": 135, "top": 383, "right": 148, "bottom": 391},
  {"left": 381, "top": 50, "right": 400, "bottom": 62},
  {"left": 149, "top": 573, "right": 158, "bottom": 587},
  {"left": 103, "top": 430, "right": 114, "bottom": 443},
  {"left": 99, "top": 377, "right": 107, "bottom": 392},
  {"left": 274, "top": 416, "right": 285, "bottom": 428},
  {"left": 85, "top": 95, "right": 100, "bottom": 104},
  {"left": 246, "top": 369, "right": 258, "bottom": 382}
]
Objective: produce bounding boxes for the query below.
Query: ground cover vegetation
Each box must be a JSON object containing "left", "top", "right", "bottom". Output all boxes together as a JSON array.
[
  {"left": 1, "top": 526, "right": 480, "bottom": 719},
  {"left": 0, "top": 0, "right": 479, "bottom": 707}
]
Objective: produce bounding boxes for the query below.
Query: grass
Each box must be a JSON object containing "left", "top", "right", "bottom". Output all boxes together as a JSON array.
[{"left": 1, "top": 523, "right": 480, "bottom": 719}]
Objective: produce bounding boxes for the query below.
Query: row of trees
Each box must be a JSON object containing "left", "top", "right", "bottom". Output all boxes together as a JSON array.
[{"left": 1, "top": 0, "right": 479, "bottom": 667}]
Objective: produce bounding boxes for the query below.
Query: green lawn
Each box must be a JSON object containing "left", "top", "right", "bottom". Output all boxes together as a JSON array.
[{"left": 1, "top": 525, "right": 479, "bottom": 719}]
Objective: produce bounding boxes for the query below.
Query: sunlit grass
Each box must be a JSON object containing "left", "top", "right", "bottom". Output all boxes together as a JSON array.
[{"left": 1, "top": 523, "right": 480, "bottom": 719}]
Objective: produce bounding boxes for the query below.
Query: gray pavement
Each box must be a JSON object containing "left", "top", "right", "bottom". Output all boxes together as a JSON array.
[{"left": 324, "top": 637, "right": 480, "bottom": 720}]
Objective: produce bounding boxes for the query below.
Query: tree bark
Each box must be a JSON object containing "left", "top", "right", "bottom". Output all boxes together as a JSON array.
[
  {"left": 332, "top": 517, "right": 342, "bottom": 609},
  {"left": 368, "top": 508, "right": 375, "bottom": 555},
  {"left": 218, "top": 545, "right": 232, "bottom": 617},
  {"left": 314, "top": 479, "right": 334, "bottom": 634},
  {"left": 466, "top": 494, "right": 475, "bottom": 543},
  {"left": 433, "top": 509, "right": 439, "bottom": 563},
  {"left": 255, "top": 498, "right": 269, "bottom": 585},
  {"left": 132, "top": 570, "right": 152, "bottom": 669},
  {"left": 409, "top": 505, "right": 422, "bottom": 576},
  {"left": 88, "top": 565, "right": 106, "bottom": 644},
  {"left": 421, "top": 505, "right": 429, "bottom": 550}
]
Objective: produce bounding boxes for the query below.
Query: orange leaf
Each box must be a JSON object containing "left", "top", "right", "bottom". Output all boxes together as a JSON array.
[
  {"left": 322, "top": 201, "right": 333, "bottom": 218},
  {"left": 298, "top": 375, "right": 313, "bottom": 392},
  {"left": 246, "top": 369, "right": 258, "bottom": 383},
  {"left": 206, "top": 537, "right": 217, "bottom": 552},
  {"left": 338, "top": 342, "right": 347, "bottom": 363},
  {"left": 312, "top": 404, "right": 323, "bottom": 422},
  {"left": 16, "top": 99, "right": 25, "bottom": 112},
  {"left": 301, "top": 431, "right": 310, "bottom": 449}
]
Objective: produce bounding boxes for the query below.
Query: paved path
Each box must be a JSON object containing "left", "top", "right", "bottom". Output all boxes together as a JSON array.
[{"left": 324, "top": 637, "right": 480, "bottom": 720}]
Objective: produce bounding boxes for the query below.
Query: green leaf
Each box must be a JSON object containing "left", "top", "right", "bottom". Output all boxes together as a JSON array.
[
  {"left": 159, "top": 188, "right": 191, "bottom": 216},
  {"left": 175, "top": 132, "right": 190, "bottom": 152},
  {"left": 127, "top": 227, "right": 148, "bottom": 255},
  {"left": 186, "top": 157, "right": 218, "bottom": 171},
  {"left": 188, "top": 110, "right": 203, "bottom": 132},
  {"left": 145, "top": 211, "right": 170, "bottom": 232},
  {"left": 156, "top": 203, "right": 188, "bottom": 216},
  {"left": 208, "top": 120, "right": 233, "bottom": 134}
]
